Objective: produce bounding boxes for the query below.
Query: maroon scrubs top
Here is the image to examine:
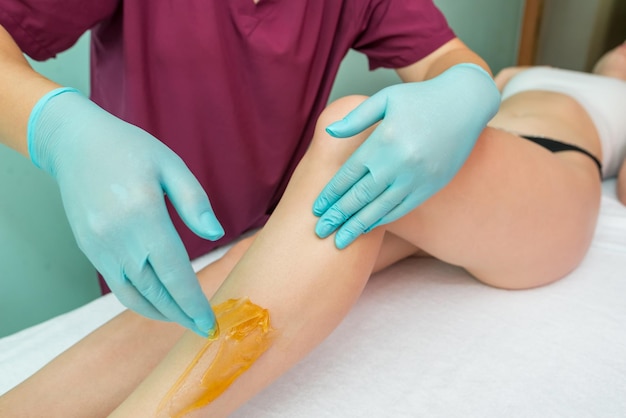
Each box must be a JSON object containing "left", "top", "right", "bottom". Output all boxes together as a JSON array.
[{"left": 1, "top": 0, "right": 455, "bottom": 292}]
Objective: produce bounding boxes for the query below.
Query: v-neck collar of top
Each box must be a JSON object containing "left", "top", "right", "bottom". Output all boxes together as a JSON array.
[
  {"left": 236, "top": 0, "right": 274, "bottom": 15},
  {"left": 231, "top": 0, "right": 276, "bottom": 34}
]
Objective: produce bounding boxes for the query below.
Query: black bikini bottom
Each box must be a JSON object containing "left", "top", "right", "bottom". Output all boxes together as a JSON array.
[{"left": 520, "top": 135, "right": 603, "bottom": 178}]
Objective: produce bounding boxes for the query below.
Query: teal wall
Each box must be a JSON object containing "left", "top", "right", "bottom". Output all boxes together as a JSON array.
[
  {"left": 0, "top": 34, "right": 98, "bottom": 338},
  {"left": 0, "top": 1, "right": 524, "bottom": 337},
  {"left": 330, "top": 0, "right": 524, "bottom": 100}
]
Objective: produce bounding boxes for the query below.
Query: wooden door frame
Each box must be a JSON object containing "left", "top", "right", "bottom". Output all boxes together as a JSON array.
[{"left": 517, "top": 0, "right": 545, "bottom": 65}]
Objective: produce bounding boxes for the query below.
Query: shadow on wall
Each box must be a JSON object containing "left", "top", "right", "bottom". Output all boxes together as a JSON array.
[
  {"left": 602, "top": 0, "right": 626, "bottom": 56},
  {"left": 535, "top": 0, "right": 626, "bottom": 71}
]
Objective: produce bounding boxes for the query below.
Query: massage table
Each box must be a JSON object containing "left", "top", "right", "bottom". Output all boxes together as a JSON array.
[{"left": 1, "top": 179, "right": 625, "bottom": 417}]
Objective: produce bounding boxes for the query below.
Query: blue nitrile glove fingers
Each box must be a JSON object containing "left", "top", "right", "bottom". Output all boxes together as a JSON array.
[
  {"left": 314, "top": 64, "right": 500, "bottom": 249},
  {"left": 28, "top": 88, "right": 224, "bottom": 336}
]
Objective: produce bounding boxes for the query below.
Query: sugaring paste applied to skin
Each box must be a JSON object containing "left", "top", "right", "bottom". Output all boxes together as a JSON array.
[{"left": 157, "top": 298, "right": 274, "bottom": 418}]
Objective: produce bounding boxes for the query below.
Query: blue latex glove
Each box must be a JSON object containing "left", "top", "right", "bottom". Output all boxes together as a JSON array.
[
  {"left": 28, "top": 88, "right": 224, "bottom": 337},
  {"left": 313, "top": 63, "right": 500, "bottom": 249}
]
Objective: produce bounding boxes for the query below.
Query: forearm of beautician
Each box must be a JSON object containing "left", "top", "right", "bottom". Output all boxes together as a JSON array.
[
  {"left": 313, "top": 37, "right": 500, "bottom": 249},
  {"left": 0, "top": 24, "right": 59, "bottom": 155},
  {"left": 396, "top": 37, "right": 493, "bottom": 83}
]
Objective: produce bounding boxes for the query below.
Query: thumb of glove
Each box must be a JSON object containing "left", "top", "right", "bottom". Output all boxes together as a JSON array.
[{"left": 325, "top": 92, "right": 388, "bottom": 138}]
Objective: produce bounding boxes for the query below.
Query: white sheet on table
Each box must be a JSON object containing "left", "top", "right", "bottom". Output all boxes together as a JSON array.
[{"left": 1, "top": 181, "right": 625, "bottom": 417}]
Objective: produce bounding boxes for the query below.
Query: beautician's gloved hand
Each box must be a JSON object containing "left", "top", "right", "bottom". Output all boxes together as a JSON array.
[
  {"left": 314, "top": 63, "right": 500, "bottom": 249},
  {"left": 28, "top": 88, "right": 224, "bottom": 337}
]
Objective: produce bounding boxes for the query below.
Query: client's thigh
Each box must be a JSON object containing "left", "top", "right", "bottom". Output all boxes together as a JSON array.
[{"left": 385, "top": 127, "right": 602, "bottom": 289}]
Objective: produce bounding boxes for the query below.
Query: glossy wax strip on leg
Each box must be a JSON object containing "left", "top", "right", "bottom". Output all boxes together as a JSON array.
[{"left": 157, "top": 298, "right": 274, "bottom": 418}]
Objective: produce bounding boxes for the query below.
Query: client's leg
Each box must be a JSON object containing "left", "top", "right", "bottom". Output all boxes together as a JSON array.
[
  {"left": 109, "top": 93, "right": 602, "bottom": 416},
  {"left": 2, "top": 91, "right": 602, "bottom": 417}
]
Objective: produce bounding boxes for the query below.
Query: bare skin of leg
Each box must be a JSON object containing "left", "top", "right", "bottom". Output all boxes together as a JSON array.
[
  {"left": 108, "top": 93, "right": 599, "bottom": 416},
  {"left": 0, "top": 91, "right": 600, "bottom": 417}
]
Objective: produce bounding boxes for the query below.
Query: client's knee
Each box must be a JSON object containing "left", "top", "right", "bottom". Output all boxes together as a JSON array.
[
  {"left": 307, "top": 95, "right": 370, "bottom": 165},
  {"left": 317, "top": 95, "right": 369, "bottom": 128}
]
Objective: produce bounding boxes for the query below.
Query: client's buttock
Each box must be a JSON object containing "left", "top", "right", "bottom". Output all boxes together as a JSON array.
[{"left": 489, "top": 90, "right": 603, "bottom": 163}]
